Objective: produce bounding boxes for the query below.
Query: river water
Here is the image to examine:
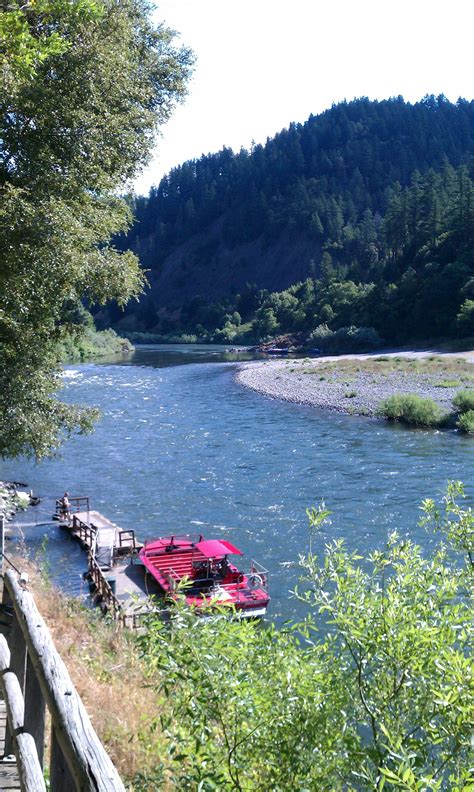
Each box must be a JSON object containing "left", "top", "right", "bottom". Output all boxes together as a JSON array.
[{"left": 1, "top": 345, "right": 472, "bottom": 623}]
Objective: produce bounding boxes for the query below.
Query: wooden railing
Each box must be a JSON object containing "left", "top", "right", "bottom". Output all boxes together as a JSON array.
[
  {"left": 87, "top": 562, "right": 122, "bottom": 618},
  {"left": 55, "top": 496, "right": 90, "bottom": 518},
  {"left": 72, "top": 514, "right": 96, "bottom": 546},
  {"left": 0, "top": 570, "right": 125, "bottom": 791}
]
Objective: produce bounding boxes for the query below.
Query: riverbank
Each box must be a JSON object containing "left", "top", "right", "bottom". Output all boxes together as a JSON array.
[
  {"left": 236, "top": 350, "right": 474, "bottom": 417},
  {"left": 0, "top": 480, "right": 33, "bottom": 523},
  {"left": 58, "top": 327, "right": 134, "bottom": 362}
]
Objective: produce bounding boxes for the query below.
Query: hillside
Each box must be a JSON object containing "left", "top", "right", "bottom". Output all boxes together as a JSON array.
[{"left": 96, "top": 95, "right": 474, "bottom": 345}]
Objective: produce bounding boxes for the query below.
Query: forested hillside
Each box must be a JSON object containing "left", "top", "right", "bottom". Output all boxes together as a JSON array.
[{"left": 101, "top": 95, "right": 474, "bottom": 347}]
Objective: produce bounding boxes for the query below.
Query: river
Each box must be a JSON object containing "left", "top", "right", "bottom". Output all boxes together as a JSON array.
[{"left": 1, "top": 345, "right": 472, "bottom": 623}]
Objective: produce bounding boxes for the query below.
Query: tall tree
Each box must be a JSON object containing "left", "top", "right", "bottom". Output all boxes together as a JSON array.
[{"left": 0, "top": 0, "right": 194, "bottom": 458}]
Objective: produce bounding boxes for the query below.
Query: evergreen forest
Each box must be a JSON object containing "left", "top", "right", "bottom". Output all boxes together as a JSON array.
[{"left": 102, "top": 96, "right": 474, "bottom": 349}]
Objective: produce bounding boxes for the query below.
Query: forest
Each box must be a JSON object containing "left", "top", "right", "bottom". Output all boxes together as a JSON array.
[{"left": 99, "top": 95, "right": 474, "bottom": 349}]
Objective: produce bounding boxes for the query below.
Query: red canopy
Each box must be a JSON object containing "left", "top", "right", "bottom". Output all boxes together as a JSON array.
[{"left": 196, "top": 539, "right": 243, "bottom": 558}]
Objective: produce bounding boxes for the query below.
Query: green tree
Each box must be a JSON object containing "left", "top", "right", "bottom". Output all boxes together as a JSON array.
[
  {"left": 0, "top": 0, "right": 194, "bottom": 458},
  {"left": 253, "top": 306, "right": 279, "bottom": 340},
  {"left": 456, "top": 299, "right": 474, "bottom": 335}
]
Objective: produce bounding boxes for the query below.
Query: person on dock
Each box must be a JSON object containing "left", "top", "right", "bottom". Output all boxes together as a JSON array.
[{"left": 59, "top": 492, "right": 71, "bottom": 520}]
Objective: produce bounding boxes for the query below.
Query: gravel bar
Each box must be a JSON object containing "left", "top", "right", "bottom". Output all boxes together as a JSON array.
[{"left": 236, "top": 350, "right": 474, "bottom": 418}]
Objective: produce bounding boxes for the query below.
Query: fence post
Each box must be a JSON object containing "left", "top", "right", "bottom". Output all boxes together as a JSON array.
[
  {"left": 50, "top": 727, "right": 76, "bottom": 791},
  {"left": 2, "top": 587, "right": 26, "bottom": 758},
  {"left": 24, "top": 654, "right": 46, "bottom": 767}
]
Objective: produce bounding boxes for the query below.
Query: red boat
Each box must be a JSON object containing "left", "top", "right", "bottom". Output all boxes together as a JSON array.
[{"left": 139, "top": 534, "right": 270, "bottom": 617}]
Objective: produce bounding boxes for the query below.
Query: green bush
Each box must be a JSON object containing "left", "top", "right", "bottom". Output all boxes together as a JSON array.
[
  {"left": 453, "top": 389, "right": 474, "bottom": 413},
  {"left": 457, "top": 409, "right": 474, "bottom": 433},
  {"left": 379, "top": 394, "right": 447, "bottom": 427},
  {"left": 435, "top": 379, "right": 462, "bottom": 388},
  {"left": 136, "top": 486, "right": 473, "bottom": 791}
]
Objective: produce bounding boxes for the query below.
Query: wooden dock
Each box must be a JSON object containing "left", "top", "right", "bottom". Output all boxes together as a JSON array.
[
  {"left": 61, "top": 508, "right": 140, "bottom": 565},
  {"left": 56, "top": 496, "right": 156, "bottom": 628}
]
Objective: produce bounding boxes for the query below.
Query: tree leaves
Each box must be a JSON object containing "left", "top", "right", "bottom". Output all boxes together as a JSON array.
[
  {"left": 0, "top": 0, "right": 194, "bottom": 458},
  {"left": 135, "top": 486, "right": 473, "bottom": 790}
]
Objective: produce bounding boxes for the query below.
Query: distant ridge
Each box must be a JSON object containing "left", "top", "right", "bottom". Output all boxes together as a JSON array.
[{"left": 97, "top": 95, "right": 474, "bottom": 345}]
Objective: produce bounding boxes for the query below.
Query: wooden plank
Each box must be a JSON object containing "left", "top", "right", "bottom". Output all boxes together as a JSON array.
[
  {"left": 4, "top": 571, "right": 125, "bottom": 792},
  {"left": 0, "top": 760, "right": 21, "bottom": 791}
]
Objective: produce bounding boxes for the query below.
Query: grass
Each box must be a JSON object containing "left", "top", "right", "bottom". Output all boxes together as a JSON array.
[
  {"left": 299, "top": 355, "right": 474, "bottom": 385},
  {"left": 435, "top": 379, "right": 462, "bottom": 388},
  {"left": 6, "top": 556, "right": 165, "bottom": 786}
]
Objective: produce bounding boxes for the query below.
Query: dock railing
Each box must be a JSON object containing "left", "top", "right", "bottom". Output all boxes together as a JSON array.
[
  {"left": 55, "top": 495, "right": 90, "bottom": 519},
  {"left": 0, "top": 569, "right": 125, "bottom": 791}
]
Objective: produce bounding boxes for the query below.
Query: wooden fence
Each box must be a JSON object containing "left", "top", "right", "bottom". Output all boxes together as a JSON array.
[{"left": 0, "top": 570, "right": 125, "bottom": 791}]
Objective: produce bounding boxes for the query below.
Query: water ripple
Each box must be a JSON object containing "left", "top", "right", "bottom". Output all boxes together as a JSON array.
[{"left": 2, "top": 346, "right": 473, "bottom": 623}]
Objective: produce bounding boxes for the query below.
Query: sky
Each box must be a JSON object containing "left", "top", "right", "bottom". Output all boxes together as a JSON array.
[{"left": 133, "top": 0, "right": 474, "bottom": 195}]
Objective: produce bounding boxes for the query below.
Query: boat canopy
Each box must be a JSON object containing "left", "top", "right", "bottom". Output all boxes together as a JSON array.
[{"left": 195, "top": 539, "right": 243, "bottom": 558}]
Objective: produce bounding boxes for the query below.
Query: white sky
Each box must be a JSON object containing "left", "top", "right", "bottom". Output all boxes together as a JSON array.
[{"left": 133, "top": 0, "right": 474, "bottom": 195}]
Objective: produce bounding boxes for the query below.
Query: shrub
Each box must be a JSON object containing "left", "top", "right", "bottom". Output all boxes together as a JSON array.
[
  {"left": 457, "top": 409, "right": 474, "bottom": 433},
  {"left": 379, "top": 394, "right": 447, "bottom": 427},
  {"left": 453, "top": 390, "right": 474, "bottom": 414},
  {"left": 435, "top": 379, "right": 462, "bottom": 388}
]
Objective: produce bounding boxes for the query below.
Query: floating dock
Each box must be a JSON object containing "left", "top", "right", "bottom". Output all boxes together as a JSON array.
[{"left": 55, "top": 496, "right": 155, "bottom": 628}]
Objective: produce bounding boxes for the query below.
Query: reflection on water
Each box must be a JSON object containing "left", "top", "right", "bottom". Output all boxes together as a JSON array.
[{"left": 2, "top": 345, "right": 473, "bottom": 623}]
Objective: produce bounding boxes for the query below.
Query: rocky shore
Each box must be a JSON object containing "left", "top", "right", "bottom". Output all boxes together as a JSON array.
[
  {"left": 236, "top": 351, "right": 474, "bottom": 418},
  {"left": 0, "top": 481, "right": 33, "bottom": 523}
]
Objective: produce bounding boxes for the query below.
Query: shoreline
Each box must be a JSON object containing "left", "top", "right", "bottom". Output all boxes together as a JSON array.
[
  {"left": 0, "top": 480, "right": 36, "bottom": 527},
  {"left": 235, "top": 350, "right": 474, "bottom": 418}
]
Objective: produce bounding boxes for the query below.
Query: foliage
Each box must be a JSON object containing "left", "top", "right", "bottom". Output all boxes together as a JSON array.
[
  {"left": 104, "top": 96, "right": 474, "bottom": 348},
  {"left": 308, "top": 324, "right": 383, "bottom": 353},
  {"left": 136, "top": 486, "right": 473, "bottom": 790},
  {"left": 452, "top": 389, "right": 474, "bottom": 413},
  {"left": 56, "top": 327, "right": 133, "bottom": 362},
  {"left": 0, "top": 0, "right": 102, "bottom": 78},
  {"left": 0, "top": 0, "right": 194, "bottom": 458},
  {"left": 456, "top": 299, "right": 474, "bottom": 335},
  {"left": 420, "top": 480, "right": 474, "bottom": 566},
  {"left": 379, "top": 394, "right": 448, "bottom": 427},
  {"left": 457, "top": 409, "right": 474, "bottom": 434}
]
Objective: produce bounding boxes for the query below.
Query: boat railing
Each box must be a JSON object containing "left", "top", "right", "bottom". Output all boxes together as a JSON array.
[
  {"left": 248, "top": 559, "right": 269, "bottom": 591},
  {"left": 184, "top": 559, "right": 269, "bottom": 599},
  {"left": 143, "top": 533, "right": 204, "bottom": 550}
]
